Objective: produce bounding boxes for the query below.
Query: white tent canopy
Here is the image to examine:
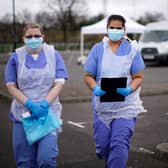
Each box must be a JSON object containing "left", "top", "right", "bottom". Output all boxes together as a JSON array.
[{"left": 80, "top": 15, "right": 145, "bottom": 57}]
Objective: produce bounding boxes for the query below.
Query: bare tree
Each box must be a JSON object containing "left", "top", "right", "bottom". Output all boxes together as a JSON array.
[
  {"left": 0, "top": 14, "right": 12, "bottom": 23},
  {"left": 16, "top": 9, "right": 33, "bottom": 24},
  {"left": 35, "top": 12, "right": 56, "bottom": 27},
  {"left": 44, "top": 0, "right": 87, "bottom": 46},
  {"left": 137, "top": 12, "right": 165, "bottom": 25},
  {"left": 0, "top": 9, "right": 33, "bottom": 24}
]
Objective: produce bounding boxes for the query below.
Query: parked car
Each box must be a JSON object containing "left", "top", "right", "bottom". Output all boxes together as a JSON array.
[{"left": 138, "top": 21, "right": 168, "bottom": 64}]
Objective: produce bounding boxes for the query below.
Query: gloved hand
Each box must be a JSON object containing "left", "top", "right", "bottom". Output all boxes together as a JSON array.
[
  {"left": 40, "top": 100, "right": 50, "bottom": 116},
  {"left": 116, "top": 86, "right": 133, "bottom": 97},
  {"left": 93, "top": 85, "right": 106, "bottom": 96},
  {"left": 24, "top": 99, "right": 43, "bottom": 118}
]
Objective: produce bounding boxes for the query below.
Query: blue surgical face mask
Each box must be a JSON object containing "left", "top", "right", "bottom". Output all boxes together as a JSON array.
[
  {"left": 107, "top": 28, "right": 124, "bottom": 41},
  {"left": 25, "top": 37, "right": 43, "bottom": 50}
]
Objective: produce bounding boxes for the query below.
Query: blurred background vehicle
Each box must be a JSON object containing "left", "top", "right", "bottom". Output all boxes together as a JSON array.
[{"left": 138, "top": 21, "right": 168, "bottom": 64}]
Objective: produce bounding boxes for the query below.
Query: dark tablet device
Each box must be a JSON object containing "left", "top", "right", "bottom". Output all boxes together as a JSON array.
[{"left": 100, "top": 77, "right": 127, "bottom": 102}]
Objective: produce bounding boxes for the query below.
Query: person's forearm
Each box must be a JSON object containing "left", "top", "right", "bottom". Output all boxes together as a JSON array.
[
  {"left": 45, "top": 82, "right": 64, "bottom": 104},
  {"left": 84, "top": 73, "right": 96, "bottom": 90},
  {"left": 7, "top": 84, "right": 27, "bottom": 104},
  {"left": 130, "top": 71, "right": 144, "bottom": 91},
  {"left": 130, "top": 78, "right": 143, "bottom": 91}
]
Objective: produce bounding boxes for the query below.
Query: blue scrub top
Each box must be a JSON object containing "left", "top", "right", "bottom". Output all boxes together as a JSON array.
[
  {"left": 5, "top": 49, "right": 68, "bottom": 85},
  {"left": 84, "top": 39, "right": 145, "bottom": 80}
]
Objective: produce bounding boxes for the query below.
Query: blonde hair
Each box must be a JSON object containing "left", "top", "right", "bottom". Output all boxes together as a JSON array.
[{"left": 23, "top": 23, "right": 44, "bottom": 35}]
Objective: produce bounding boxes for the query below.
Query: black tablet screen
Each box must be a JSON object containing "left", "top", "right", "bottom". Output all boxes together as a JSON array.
[{"left": 100, "top": 77, "right": 127, "bottom": 102}]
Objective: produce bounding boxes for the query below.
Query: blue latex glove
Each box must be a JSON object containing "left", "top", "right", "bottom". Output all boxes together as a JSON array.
[
  {"left": 24, "top": 99, "right": 43, "bottom": 118},
  {"left": 93, "top": 85, "right": 106, "bottom": 96},
  {"left": 40, "top": 100, "right": 50, "bottom": 116},
  {"left": 116, "top": 86, "right": 133, "bottom": 97}
]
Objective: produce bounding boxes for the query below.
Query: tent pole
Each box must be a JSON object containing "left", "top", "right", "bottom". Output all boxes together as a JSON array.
[{"left": 80, "top": 31, "right": 84, "bottom": 57}]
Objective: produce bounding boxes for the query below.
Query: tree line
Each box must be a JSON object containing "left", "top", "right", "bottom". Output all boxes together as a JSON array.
[{"left": 0, "top": 0, "right": 165, "bottom": 51}]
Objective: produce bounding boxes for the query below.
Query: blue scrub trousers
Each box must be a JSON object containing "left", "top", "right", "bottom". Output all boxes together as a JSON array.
[
  {"left": 93, "top": 113, "right": 136, "bottom": 168},
  {"left": 12, "top": 122, "right": 58, "bottom": 168}
]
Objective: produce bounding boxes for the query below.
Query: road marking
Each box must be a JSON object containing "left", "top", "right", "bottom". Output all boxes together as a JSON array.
[
  {"left": 77, "top": 122, "right": 88, "bottom": 125},
  {"left": 138, "top": 147, "right": 155, "bottom": 155},
  {"left": 130, "top": 146, "right": 155, "bottom": 155},
  {"left": 137, "top": 115, "right": 144, "bottom": 119},
  {"left": 67, "top": 121, "right": 87, "bottom": 128}
]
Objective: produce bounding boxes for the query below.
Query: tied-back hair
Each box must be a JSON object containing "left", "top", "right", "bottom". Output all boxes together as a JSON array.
[{"left": 107, "top": 14, "right": 126, "bottom": 28}]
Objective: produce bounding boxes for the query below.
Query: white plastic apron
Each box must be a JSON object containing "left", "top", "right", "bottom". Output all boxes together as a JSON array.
[
  {"left": 10, "top": 43, "right": 62, "bottom": 121},
  {"left": 94, "top": 40, "right": 145, "bottom": 118}
]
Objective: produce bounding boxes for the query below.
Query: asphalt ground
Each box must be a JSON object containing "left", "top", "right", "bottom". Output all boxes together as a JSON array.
[
  {"left": 0, "top": 51, "right": 168, "bottom": 167},
  {"left": 1, "top": 51, "right": 168, "bottom": 102},
  {"left": 1, "top": 95, "right": 168, "bottom": 168}
]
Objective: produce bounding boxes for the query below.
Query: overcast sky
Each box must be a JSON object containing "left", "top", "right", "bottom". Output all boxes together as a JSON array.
[{"left": 0, "top": 0, "right": 168, "bottom": 20}]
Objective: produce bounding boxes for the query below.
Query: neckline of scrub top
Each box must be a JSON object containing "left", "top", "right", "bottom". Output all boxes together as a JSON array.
[
  {"left": 25, "top": 50, "right": 47, "bottom": 69},
  {"left": 105, "top": 39, "right": 131, "bottom": 56}
]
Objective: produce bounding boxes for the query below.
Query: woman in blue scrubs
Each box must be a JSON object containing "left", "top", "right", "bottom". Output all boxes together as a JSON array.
[
  {"left": 84, "top": 15, "right": 146, "bottom": 168},
  {"left": 5, "top": 23, "right": 68, "bottom": 168}
]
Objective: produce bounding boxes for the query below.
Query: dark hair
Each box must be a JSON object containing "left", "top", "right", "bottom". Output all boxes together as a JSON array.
[{"left": 107, "top": 14, "right": 126, "bottom": 28}]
